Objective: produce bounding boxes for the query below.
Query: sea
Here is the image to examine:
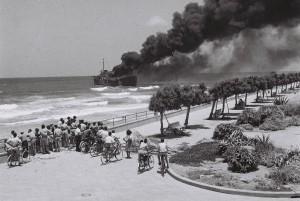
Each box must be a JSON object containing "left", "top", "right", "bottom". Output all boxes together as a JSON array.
[{"left": 0, "top": 76, "right": 160, "bottom": 139}]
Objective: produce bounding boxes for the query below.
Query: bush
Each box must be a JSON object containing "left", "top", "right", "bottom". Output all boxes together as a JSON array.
[
  {"left": 259, "top": 116, "right": 287, "bottom": 131},
  {"left": 237, "top": 109, "right": 261, "bottom": 127},
  {"left": 169, "top": 142, "right": 221, "bottom": 166},
  {"left": 238, "top": 123, "right": 254, "bottom": 131},
  {"left": 222, "top": 145, "right": 259, "bottom": 173},
  {"left": 285, "top": 116, "right": 300, "bottom": 127},
  {"left": 226, "top": 130, "right": 251, "bottom": 146},
  {"left": 254, "top": 134, "right": 276, "bottom": 167},
  {"left": 212, "top": 123, "right": 240, "bottom": 140},
  {"left": 257, "top": 105, "right": 285, "bottom": 122},
  {"left": 268, "top": 162, "right": 300, "bottom": 185},
  {"left": 279, "top": 103, "right": 300, "bottom": 117}
]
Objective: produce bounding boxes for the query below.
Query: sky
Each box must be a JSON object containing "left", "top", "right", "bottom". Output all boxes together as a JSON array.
[{"left": 0, "top": 0, "right": 202, "bottom": 78}]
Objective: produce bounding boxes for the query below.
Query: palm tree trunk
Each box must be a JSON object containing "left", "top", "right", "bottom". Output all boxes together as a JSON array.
[
  {"left": 184, "top": 106, "right": 191, "bottom": 128},
  {"left": 209, "top": 100, "right": 216, "bottom": 119},
  {"left": 221, "top": 98, "right": 226, "bottom": 114},
  {"left": 256, "top": 91, "right": 259, "bottom": 102},
  {"left": 263, "top": 90, "right": 265, "bottom": 98},
  {"left": 160, "top": 112, "right": 164, "bottom": 135},
  {"left": 244, "top": 93, "right": 248, "bottom": 106},
  {"left": 235, "top": 95, "right": 237, "bottom": 105}
]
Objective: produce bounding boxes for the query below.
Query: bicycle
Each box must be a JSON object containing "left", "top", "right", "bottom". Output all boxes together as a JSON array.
[
  {"left": 138, "top": 152, "right": 154, "bottom": 171},
  {"left": 158, "top": 152, "right": 169, "bottom": 176},
  {"left": 80, "top": 137, "right": 94, "bottom": 154},
  {"left": 100, "top": 143, "right": 123, "bottom": 164},
  {"left": 90, "top": 140, "right": 104, "bottom": 157}
]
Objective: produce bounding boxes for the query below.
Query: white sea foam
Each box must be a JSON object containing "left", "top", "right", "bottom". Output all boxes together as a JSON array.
[
  {"left": 0, "top": 107, "right": 54, "bottom": 119},
  {"left": 90, "top": 87, "right": 110, "bottom": 92},
  {"left": 0, "top": 117, "right": 51, "bottom": 126},
  {"left": 128, "top": 88, "right": 138, "bottom": 91},
  {"left": 82, "top": 101, "right": 108, "bottom": 106},
  {"left": 139, "top": 85, "right": 160, "bottom": 90},
  {"left": 130, "top": 95, "right": 151, "bottom": 103},
  {"left": 102, "top": 92, "right": 130, "bottom": 96},
  {"left": 0, "top": 104, "right": 18, "bottom": 110}
]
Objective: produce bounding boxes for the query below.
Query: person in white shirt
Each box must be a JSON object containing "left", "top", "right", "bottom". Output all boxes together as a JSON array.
[
  {"left": 54, "top": 125, "right": 62, "bottom": 152},
  {"left": 157, "top": 139, "right": 169, "bottom": 169},
  {"left": 123, "top": 130, "right": 133, "bottom": 159},
  {"left": 5, "top": 131, "right": 22, "bottom": 161},
  {"left": 138, "top": 138, "right": 149, "bottom": 162},
  {"left": 104, "top": 132, "right": 115, "bottom": 162},
  {"left": 75, "top": 124, "right": 81, "bottom": 152}
]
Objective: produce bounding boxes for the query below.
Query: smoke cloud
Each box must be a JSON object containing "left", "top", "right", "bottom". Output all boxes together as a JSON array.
[{"left": 113, "top": 0, "right": 300, "bottom": 80}]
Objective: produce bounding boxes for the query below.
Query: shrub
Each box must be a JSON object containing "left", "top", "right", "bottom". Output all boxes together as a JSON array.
[
  {"left": 212, "top": 123, "right": 240, "bottom": 140},
  {"left": 169, "top": 142, "right": 221, "bottom": 166},
  {"left": 285, "top": 116, "right": 300, "bottom": 127},
  {"left": 222, "top": 145, "right": 259, "bottom": 173},
  {"left": 279, "top": 103, "right": 300, "bottom": 117},
  {"left": 273, "top": 96, "right": 289, "bottom": 105},
  {"left": 237, "top": 109, "right": 261, "bottom": 127},
  {"left": 255, "top": 179, "right": 290, "bottom": 191},
  {"left": 268, "top": 162, "right": 300, "bottom": 185},
  {"left": 254, "top": 134, "right": 276, "bottom": 167},
  {"left": 226, "top": 130, "right": 251, "bottom": 146},
  {"left": 238, "top": 123, "right": 254, "bottom": 131},
  {"left": 257, "top": 105, "right": 285, "bottom": 122},
  {"left": 259, "top": 116, "right": 287, "bottom": 131}
]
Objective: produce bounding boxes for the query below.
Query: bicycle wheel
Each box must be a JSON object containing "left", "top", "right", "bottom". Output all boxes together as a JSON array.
[
  {"left": 80, "top": 142, "right": 89, "bottom": 154},
  {"left": 90, "top": 144, "right": 99, "bottom": 157},
  {"left": 148, "top": 155, "right": 154, "bottom": 168},
  {"left": 7, "top": 154, "right": 13, "bottom": 167},
  {"left": 138, "top": 160, "right": 143, "bottom": 171},
  {"left": 100, "top": 153, "right": 109, "bottom": 164},
  {"left": 115, "top": 149, "right": 123, "bottom": 160}
]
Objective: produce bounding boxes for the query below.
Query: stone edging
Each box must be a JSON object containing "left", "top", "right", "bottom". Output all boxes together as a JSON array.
[{"left": 167, "top": 168, "right": 300, "bottom": 198}]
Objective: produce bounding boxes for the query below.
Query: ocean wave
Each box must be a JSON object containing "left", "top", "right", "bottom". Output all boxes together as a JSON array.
[
  {"left": 82, "top": 101, "right": 108, "bottom": 106},
  {"left": 0, "top": 117, "right": 51, "bottom": 126},
  {"left": 139, "top": 86, "right": 160, "bottom": 90},
  {"left": 90, "top": 87, "right": 110, "bottom": 92},
  {"left": 0, "top": 104, "right": 18, "bottom": 110},
  {"left": 0, "top": 107, "right": 54, "bottom": 119},
  {"left": 102, "top": 92, "right": 130, "bottom": 96},
  {"left": 130, "top": 95, "right": 151, "bottom": 103},
  {"left": 128, "top": 88, "right": 138, "bottom": 91}
]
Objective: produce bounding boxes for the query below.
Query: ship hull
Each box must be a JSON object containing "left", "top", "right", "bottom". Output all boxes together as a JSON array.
[{"left": 93, "top": 75, "right": 137, "bottom": 86}]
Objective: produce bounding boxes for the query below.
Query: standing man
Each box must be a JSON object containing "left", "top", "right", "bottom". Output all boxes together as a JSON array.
[
  {"left": 123, "top": 130, "right": 133, "bottom": 159},
  {"left": 75, "top": 124, "right": 81, "bottom": 152},
  {"left": 27, "top": 129, "right": 36, "bottom": 156},
  {"left": 54, "top": 125, "right": 62, "bottom": 152},
  {"left": 40, "top": 125, "right": 50, "bottom": 154}
]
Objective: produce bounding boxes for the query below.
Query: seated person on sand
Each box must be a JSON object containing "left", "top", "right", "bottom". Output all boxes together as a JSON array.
[
  {"left": 6, "top": 131, "right": 22, "bottom": 159},
  {"left": 138, "top": 138, "right": 149, "bottom": 162}
]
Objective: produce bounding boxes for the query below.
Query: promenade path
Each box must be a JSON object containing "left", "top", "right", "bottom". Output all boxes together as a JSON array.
[{"left": 1, "top": 92, "right": 299, "bottom": 201}]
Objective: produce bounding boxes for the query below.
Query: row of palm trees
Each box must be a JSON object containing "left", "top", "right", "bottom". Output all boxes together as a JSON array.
[
  {"left": 148, "top": 72, "right": 300, "bottom": 135},
  {"left": 208, "top": 72, "right": 300, "bottom": 119}
]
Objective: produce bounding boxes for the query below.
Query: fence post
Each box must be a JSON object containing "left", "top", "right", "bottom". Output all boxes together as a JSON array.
[
  {"left": 146, "top": 111, "right": 147, "bottom": 118},
  {"left": 125, "top": 116, "right": 126, "bottom": 123},
  {"left": 136, "top": 113, "right": 137, "bottom": 120},
  {"left": 113, "top": 118, "right": 114, "bottom": 126}
]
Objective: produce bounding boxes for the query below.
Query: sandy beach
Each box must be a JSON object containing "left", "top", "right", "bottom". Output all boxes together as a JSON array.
[{"left": 1, "top": 90, "right": 299, "bottom": 201}]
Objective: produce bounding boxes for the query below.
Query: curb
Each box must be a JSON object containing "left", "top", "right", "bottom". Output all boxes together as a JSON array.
[{"left": 167, "top": 167, "right": 300, "bottom": 198}]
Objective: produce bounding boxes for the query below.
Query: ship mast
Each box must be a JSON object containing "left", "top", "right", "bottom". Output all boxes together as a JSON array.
[{"left": 102, "top": 58, "right": 105, "bottom": 71}]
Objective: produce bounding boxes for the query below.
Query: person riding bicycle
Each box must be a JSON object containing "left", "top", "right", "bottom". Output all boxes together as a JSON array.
[
  {"left": 138, "top": 138, "right": 149, "bottom": 163},
  {"left": 104, "top": 132, "right": 115, "bottom": 161},
  {"left": 5, "top": 131, "right": 22, "bottom": 162},
  {"left": 157, "top": 139, "right": 169, "bottom": 169}
]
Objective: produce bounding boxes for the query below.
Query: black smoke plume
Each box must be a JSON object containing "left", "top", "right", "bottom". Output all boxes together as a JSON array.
[{"left": 112, "top": 0, "right": 300, "bottom": 78}]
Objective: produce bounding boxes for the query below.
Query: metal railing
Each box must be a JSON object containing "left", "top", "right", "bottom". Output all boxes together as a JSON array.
[{"left": 100, "top": 110, "right": 156, "bottom": 127}]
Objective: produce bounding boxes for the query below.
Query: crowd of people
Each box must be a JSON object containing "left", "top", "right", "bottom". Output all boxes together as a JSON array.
[{"left": 5, "top": 115, "right": 169, "bottom": 168}]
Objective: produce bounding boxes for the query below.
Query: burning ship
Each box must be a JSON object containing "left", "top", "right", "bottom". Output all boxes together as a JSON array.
[{"left": 93, "top": 59, "right": 137, "bottom": 86}]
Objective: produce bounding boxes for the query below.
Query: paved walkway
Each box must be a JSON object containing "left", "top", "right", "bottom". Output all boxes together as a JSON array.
[
  {"left": 0, "top": 151, "right": 295, "bottom": 201},
  {"left": 1, "top": 92, "right": 299, "bottom": 201}
]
